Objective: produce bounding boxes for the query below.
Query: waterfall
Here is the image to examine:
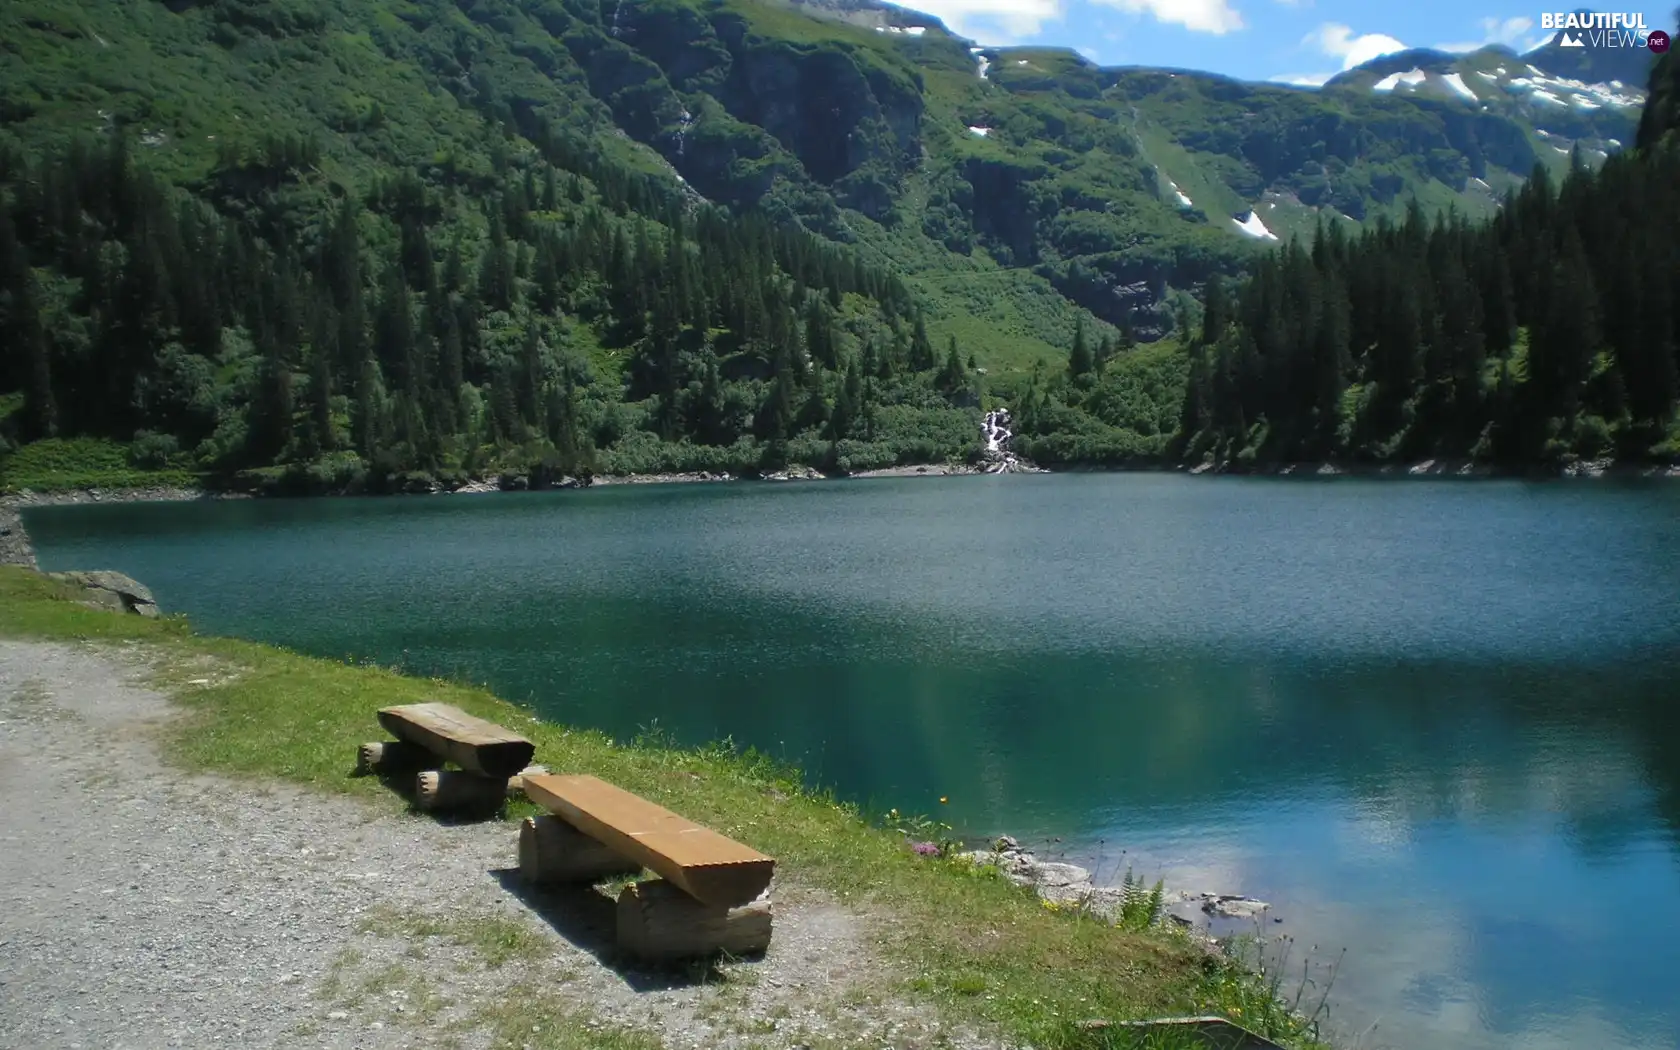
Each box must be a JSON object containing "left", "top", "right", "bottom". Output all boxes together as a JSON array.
[
  {"left": 982, "top": 408, "right": 1011, "bottom": 454},
  {"left": 609, "top": 0, "right": 627, "bottom": 37},
  {"left": 977, "top": 408, "right": 1043, "bottom": 474}
]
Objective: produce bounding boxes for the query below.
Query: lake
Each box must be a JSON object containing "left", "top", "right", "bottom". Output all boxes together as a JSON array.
[{"left": 22, "top": 474, "right": 1680, "bottom": 1050}]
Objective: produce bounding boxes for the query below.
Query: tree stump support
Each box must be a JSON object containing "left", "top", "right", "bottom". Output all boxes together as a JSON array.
[
  {"left": 355, "top": 740, "right": 436, "bottom": 777},
  {"left": 518, "top": 815, "right": 644, "bottom": 884},
  {"left": 615, "top": 878, "right": 773, "bottom": 963},
  {"left": 415, "top": 769, "right": 509, "bottom": 813}
]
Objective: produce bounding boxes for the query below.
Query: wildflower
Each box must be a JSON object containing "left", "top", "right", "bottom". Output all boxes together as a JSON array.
[{"left": 911, "top": 841, "right": 941, "bottom": 857}]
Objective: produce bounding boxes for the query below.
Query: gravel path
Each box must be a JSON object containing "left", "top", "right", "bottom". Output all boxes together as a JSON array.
[{"left": 0, "top": 640, "right": 999, "bottom": 1050}]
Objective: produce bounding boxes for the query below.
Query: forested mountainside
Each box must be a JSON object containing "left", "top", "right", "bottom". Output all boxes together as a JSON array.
[
  {"left": 0, "top": 0, "right": 1675, "bottom": 490},
  {"left": 1151, "top": 44, "right": 1680, "bottom": 469}
]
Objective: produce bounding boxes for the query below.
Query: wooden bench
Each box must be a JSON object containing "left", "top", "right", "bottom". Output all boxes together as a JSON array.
[
  {"left": 355, "top": 703, "right": 543, "bottom": 812},
  {"left": 518, "top": 773, "right": 776, "bottom": 962}
]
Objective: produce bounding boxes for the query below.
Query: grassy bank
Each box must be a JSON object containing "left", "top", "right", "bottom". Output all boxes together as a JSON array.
[{"left": 0, "top": 566, "right": 1336, "bottom": 1050}]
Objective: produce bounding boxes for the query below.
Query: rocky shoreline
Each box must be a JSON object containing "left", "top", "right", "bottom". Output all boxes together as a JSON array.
[
  {"left": 5, "top": 446, "right": 1674, "bottom": 570},
  {"left": 956, "top": 836, "right": 1273, "bottom": 939},
  {"left": 1183, "top": 457, "right": 1680, "bottom": 479}
]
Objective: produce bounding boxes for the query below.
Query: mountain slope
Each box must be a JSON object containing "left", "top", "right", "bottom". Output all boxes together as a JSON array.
[{"left": 1, "top": 0, "right": 1654, "bottom": 365}]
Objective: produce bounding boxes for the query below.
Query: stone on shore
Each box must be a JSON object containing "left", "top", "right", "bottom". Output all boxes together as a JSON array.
[
  {"left": 46, "top": 570, "right": 161, "bottom": 617},
  {"left": 958, "top": 839, "right": 1271, "bottom": 928},
  {"left": 0, "top": 506, "right": 36, "bottom": 569}
]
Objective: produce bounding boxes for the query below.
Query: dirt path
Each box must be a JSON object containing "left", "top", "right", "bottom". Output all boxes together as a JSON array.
[{"left": 0, "top": 640, "right": 999, "bottom": 1050}]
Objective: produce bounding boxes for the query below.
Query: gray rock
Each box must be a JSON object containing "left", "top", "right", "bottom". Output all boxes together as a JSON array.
[
  {"left": 46, "top": 571, "right": 160, "bottom": 617},
  {"left": 1197, "top": 894, "right": 1271, "bottom": 920}
]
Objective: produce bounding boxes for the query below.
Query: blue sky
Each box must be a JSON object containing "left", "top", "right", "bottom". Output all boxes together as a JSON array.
[{"left": 897, "top": 1, "right": 1651, "bottom": 83}]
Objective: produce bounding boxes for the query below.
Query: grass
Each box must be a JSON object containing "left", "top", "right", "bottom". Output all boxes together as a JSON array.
[
  {"left": 0, "top": 437, "right": 202, "bottom": 494},
  {"left": 357, "top": 905, "right": 552, "bottom": 969},
  {"left": 0, "top": 564, "right": 1338, "bottom": 1050}
]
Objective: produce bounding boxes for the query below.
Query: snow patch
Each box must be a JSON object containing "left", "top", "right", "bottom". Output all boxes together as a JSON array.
[
  {"left": 1555, "top": 145, "right": 1571, "bottom": 154},
  {"left": 1373, "top": 68, "right": 1427, "bottom": 92},
  {"left": 1573, "top": 97, "right": 1599, "bottom": 109},
  {"left": 1608, "top": 138, "right": 1621, "bottom": 147},
  {"left": 970, "top": 48, "right": 991, "bottom": 80},
  {"left": 1536, "top": 128, "right": 1554, "bottom": 137},
  {"left": 1016, "top": 59, "right": 1029, "bottom": 66},
  {"left": 874, "top": 25, "right": 926, "bottom": 36},
  {"left": 968, "top": 126, "right": 991, "bottom": 137},
  {"left": 1233, "top": 210, "right": 1278, "bottom": 241},
  {"left": 1163, "top": 177, "right": 1193, "bottom": 208},
  {"left": 1471, "top": 176, "right": 1492, "bottom": 189},
  {"left": 1476, "top": 70, "right": 1498, "bottom": 81},
  {"left": 1505, "top": 70, "right": 1644, "bottom": 109},
  {"left": 1441, "top": 72, "right": 1477, "bottom": 102},
  {"left": 1530, "top": 89, "right": 1565, "bottom": 105}
]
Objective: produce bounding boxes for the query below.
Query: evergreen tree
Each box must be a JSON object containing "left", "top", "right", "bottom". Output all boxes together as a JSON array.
[
  {"left": 936, "top": 336, "right": 969, "bottom": 399},
  {"left": 908, "top": 313, "right": 935, "bottom": 371},
  {"left": 15, "top": 272, "right": 59, "bottom": 440},
  {"left": 1068, "top": 319, "right": 1095, "bottom": 378}
]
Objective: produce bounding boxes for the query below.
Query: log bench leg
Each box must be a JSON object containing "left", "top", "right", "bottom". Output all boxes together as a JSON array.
[
  {"left": 416, "top": 769, "right": 509, "bottom": 812},
  {"left": 519, "top": 815, "right": 643, "bottom": 884},
  {"left": 355, "top": 740, "right": 435, "bottom": 777},
  {"left": 615, "top": 878, "right": 773, "bottom": 963}
]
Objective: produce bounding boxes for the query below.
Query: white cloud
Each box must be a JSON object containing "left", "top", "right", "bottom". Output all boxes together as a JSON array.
[
  {"left": 1077, "top": 45, "right": 1102, "bottom": 61},
  {"left": 1270, "top": 22, "right": 1406, "bottom": 87},
  {"left": 1271, "top": 71, "right": 1335, "bottom": 86},
  {"left": 1091, "top": 0, "right": 1246, "bottom": 34},
  {"left": 905, "top": 0, "right": 1066, "bottom": 43},
  {"left": 911, "top": 0, "right": 1244, "bottom": 42},
  {"left": 1437, "top": 15, "right": 1535, "bottom": 52},
  {"left": 1306, "top": 22, "right": 1410, "bottom": 69}
]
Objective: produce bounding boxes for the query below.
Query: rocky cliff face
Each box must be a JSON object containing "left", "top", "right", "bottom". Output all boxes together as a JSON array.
[{"left": 560, "top": 0, "right": 924, "bottom": 224}]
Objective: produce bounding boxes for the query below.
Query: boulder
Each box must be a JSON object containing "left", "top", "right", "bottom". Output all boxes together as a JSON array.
[
  {"left": 1195, "top": 893, "right": 1271, "bottom": 920},
  {"left": 47, "top": 570, "right": 160, "bottom": 617}
]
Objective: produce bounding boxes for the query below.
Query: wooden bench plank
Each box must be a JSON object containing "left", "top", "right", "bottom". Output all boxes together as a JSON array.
[
  {"left": 522, "top": 773, "right": 775, "bottom": 908},
  {"left": 376, "top": 703, "right": 535, "bottom": 778}
]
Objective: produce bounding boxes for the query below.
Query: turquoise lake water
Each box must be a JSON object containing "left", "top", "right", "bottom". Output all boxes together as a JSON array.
[{"left": 23, "top": 473, "right": 1680, "bottom": 1050}]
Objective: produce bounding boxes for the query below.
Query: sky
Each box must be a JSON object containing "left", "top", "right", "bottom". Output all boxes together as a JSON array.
[{"left": 894, "top": 1, "right": 1670, "bottom": 83}]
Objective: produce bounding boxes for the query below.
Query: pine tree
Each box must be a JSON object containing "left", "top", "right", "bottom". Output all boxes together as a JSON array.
[
  {"left": 830, "top": 359, "right": 861, "bottom": 440},
  {"left": 478, "top": 213, "right": 515, "bottom": 313},
  {"left": 1068, "top": 319, "right": 1095, "bottom": 378},
  {"left": 1202, "top": 276, "right": 1229, "bottom": 344},
  {"left": 908, "top": 313, "right": 935, "bottom": 371},
  {"left": 15, "top": 272, "right": 59, "bottom": 440},
  {"left": 937, "top": 336, "right": 969, "bottom": 399},
  {"left": 306, "top": 307, "right": 337, "bottom": 455}
]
